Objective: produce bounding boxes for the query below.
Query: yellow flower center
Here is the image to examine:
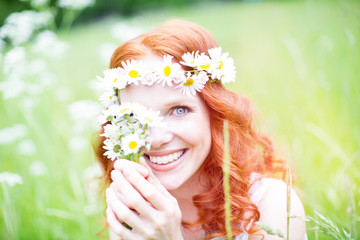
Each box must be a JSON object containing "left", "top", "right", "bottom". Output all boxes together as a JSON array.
[
  {"left": 219, "top": 61, "right": 224, "bottom": 69},
  {"left": 184, "top": 78, "right": 194, "bottom": 86},
  {"left": 200, "top": 63, "right": 210, "bottom": 69},
  {"left": 164, "top": 66, "right": 171, "bottom": 76},
  {"left": 129, "top": 141, "right": 137, "bottom": 150},
  {"left": 113, "top": 78, "right": 118, "bottom": 82},
  {"left": 144, "top": 117, "right": 153, "bottom": 123},
  {"left": 190, "top": 60, "right": 195, "bottom": 64},
  {"left": 109, "top": 96, "right": 113, "bottom": 100},
  {"left": 129, "top": 70, "right": 139, "bottom": 78},
  {"left": 120, "top": 108, "right": 130, "bottom": 114}
]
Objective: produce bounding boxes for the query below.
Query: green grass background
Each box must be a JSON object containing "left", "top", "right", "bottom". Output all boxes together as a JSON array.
[{"left": 1, "top": 0, "right": 359, "bottom": 239}]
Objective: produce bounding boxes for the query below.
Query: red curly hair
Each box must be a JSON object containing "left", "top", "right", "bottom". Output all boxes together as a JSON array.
[{"left": 94, "top": 19, "right": 285, "bottom": 239}]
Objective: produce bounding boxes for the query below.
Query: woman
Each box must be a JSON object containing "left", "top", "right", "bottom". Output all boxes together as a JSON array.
[{"left": 95, "top": 20, "right": 306, "bottom": 240}]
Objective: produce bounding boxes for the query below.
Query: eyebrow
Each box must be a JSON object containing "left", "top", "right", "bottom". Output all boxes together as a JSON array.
[{"left": 162, "top": 97, "right": 197, "bottom": 108}]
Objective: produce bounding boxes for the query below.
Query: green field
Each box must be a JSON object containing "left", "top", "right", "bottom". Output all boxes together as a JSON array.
[{"left": 1, "top": 1, "right": 359, "bottom": 239}]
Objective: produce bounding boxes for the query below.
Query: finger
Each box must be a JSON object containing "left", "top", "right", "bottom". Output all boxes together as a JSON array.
[
  {"left": 122, "top": 166, "right": 173, "bottom": 211},
  {"left": 139, "top": 157, "right": 177, "bottom": 201},
  {"left": 106, "top": 187, "right": 150, "bottom": 236},
  {"left": 114, "top": 159, "right": 149, "bottom": 178},
  {"left": 111, "top": 170, "right": 159, "bottom": 220},
  {"left": 106, "top": 206, "right": 135, "bottom": 240}
]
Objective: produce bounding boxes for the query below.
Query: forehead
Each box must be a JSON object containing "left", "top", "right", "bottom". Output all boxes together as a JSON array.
[{"left": 119, "top": 83, "right": 201, "bottom": 110}]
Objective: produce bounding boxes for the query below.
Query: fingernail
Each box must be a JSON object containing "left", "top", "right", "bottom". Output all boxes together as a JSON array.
[{"left": 110, "top": 170, "right": 117, "bottom": 179}]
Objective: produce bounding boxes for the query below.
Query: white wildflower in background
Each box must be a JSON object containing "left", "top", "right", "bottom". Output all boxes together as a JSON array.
[
  {"left": 0, "top": 10, "right": 52, "bottom": 46},
  {"left": 57, "top": 0, "right": 95, "bottom": 10},
  {"left": 0, "top": 78, "right": 26, "bottom": 99},
  {"left": 110, "top": 22, "right": 145, "bottom": 42},
  {"left": 83, "top": 163, "right": 103, "bottom": 216},
  {"left": 0, "top": 124, "right": 27, "bottom": 145},
  {"left": 20, "top": 96, "right": 38, "bottom": 111},
  {"left": 29, "top": 161, "right": 48, "bottom": 177},
  {"left": 97, "top": 42, "right": 117, "bottom": 66},
  {"left": 68, "top": 100, "right": 102, "bottom": 133},
  {"left": 17, "top": 139, "right": 37, "bottom": 156},
  {"left": 0, "top": 172, "right": 23, "bottom": 187},
  {"left": 31, "top": 31, "right": 68, "bottom": 58},
  {"left": 27, "top": 58, "right": 47, "bottom": 76},
  {"left": 1, "top": 48, "right": 58, "bottom": 100},
  {"left": 2, "top": 46, "right": 27, "bottom": 75},
  {"left": 83, "top": 163, "right": 103, "bottom": 181},
  {"left": 69, "top": 135, "right": 88, "bottom": 152}
]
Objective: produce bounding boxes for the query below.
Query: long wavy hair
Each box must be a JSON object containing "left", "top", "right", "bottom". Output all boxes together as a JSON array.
[{"left": 94, "top": 19, "right": 285, "bottom": 239}]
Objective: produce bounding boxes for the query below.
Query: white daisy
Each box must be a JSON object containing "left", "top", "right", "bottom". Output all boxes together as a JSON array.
[
  {"left": 96, "top": 112, "right": 108, "bottom": 126},
  {"left": 103, "top": 139, "right": 121, "bottom": 161},
  {"left": 98, "top": 89, "right": 118, "bottom": 107},
  {"left": 98, "top": 104, "right": 122, "bottom": 124},
  {"left": 96, "top": 68, "right": 126, "bottom": 91},
  {"left": 121, "top": 59, "right": 144, "bottom": 85},
  {"left": 180, "top": 51, "right": 199, "bottom": 68},
  {"left": 208, "top": 47, "right": 236, "bottom": 82},
  {"left": 133, "top": 105, "right": 164, "bottom": 127},
  {"left": 121, "top": 133, "right": 144, "bottom": 155},
  {"left": 118, "top": 102, "right": 133, "bottom": 116},
  {"left": 176, "top": 71, "right": 208, "bottom": 96},
  {"left": 157, "top": 55, "right": 183, "bottom": 87},
  {"left": 195, "top": 53, "right": 214, "bottom": 72},
  {"left": 219, "top": 59, "right": 236, "bottom": 84},
  {"left": 101, "top": 123, "right": 121, "bottom": 140}
]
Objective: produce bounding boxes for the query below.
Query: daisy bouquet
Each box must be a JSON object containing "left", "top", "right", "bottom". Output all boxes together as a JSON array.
[{"left": 97, "top": 102, "right": 164, "bottom": 163}]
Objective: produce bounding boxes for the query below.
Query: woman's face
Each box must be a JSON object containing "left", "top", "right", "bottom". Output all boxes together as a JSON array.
[{"left": 120, "top": 76, "right": 212, "bottom": 190}]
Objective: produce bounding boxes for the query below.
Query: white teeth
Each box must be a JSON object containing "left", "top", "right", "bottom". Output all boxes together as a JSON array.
[{"left": 148, "top": 150, "right": 184, "bottom": 165}]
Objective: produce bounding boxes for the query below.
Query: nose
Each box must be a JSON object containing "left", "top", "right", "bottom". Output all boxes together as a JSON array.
[{"left": 150, "top": 125, "right": 173, "bottom": 149}]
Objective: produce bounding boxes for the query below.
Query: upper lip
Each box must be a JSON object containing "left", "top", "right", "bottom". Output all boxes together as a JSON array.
[{"left": 145, "top": 149, "right": 185, "bottom": 157}]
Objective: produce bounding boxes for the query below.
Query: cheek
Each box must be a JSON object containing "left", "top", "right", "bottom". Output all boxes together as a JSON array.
[{"left": 180, "top": 117, "right": 211, "bottom": 148}]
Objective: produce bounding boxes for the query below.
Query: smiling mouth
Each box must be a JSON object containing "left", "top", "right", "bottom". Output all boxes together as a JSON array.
[{"left": 146, "top": 150, "right": 185, "bottom": 165}]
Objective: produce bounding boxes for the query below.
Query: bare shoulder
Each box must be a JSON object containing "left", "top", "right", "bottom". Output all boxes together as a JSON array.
[{"left": 248, "top": 178, "right": 306, "bottom": 240}]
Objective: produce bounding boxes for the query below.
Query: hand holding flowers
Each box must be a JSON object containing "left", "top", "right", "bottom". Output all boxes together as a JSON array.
[{"left": 106, "top": 158, "right": 184, "bottom": 240}]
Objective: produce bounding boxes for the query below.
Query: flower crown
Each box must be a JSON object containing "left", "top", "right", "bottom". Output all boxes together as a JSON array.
[{"left": 96, "top": 47, "right": 236, "bottom": 107}]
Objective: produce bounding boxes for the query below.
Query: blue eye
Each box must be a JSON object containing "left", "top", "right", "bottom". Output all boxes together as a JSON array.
[{"left": 173, "top": 107, "right": 188, "bottom": 115}]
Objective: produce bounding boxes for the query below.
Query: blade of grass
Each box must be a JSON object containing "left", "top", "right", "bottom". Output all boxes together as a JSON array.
[
  {"left": 223, "top": 120, "right": 233, "bottom": 240},
  {"left": 1, "top": 183, "right": 16, "bottom": 239},
  {"left": 344, "top": 175, "right": 357, "bottom": 239},
  {"left": 286, "top": 167, "right": 292, "bottom": 240}
]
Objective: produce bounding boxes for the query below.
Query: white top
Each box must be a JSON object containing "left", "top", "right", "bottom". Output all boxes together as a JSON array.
[{"left": 204, "top": 174, "right": 307, "bottom": 240}]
